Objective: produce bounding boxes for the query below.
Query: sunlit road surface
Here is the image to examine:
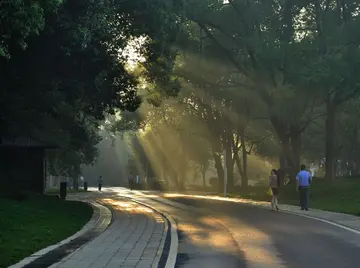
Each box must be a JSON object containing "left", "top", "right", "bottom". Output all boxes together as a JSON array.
[{"left": 94, "top": 187, "right": 360, "bottom": 268}]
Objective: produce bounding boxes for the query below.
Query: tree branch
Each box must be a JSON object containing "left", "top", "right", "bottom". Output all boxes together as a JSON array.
[{"left": 196, "top": 22, "right": 250, "bottom": 77}]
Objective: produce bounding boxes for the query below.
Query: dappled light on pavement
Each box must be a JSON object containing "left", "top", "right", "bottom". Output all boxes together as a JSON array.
[
  {"left": 200, "top": 215, "right": 285, "bottom": 268},
  {"left": 135, "top": 194, "right": 160, "bottom": 199},
  {"left": 163, "top": 193, "right": 269, "bottom": 207},
  {"left": 101, "top": 198, "right": 153, "bottom": 214},
  {"left": 93, "top": 189, "right": 283, "bottom": 267},
  {"left": 69, "top": 188, "right": 360, "bottom": 268},
  {"left": 178, "top": 221, "right": 235, "bottom": 251},
  {"left": 232, "top": 225, "right": 285, "bottom": 268},
  {"left": 173, "top": 207, "right": 285, "bottom": 268}
]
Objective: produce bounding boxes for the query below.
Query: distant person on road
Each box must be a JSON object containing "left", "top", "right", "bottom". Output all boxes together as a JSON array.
[
  {"left": 296, "top": 165, "right": 312, "bottom": 211},
  {"left": 269, "top": 169, "right": 279, "bottom": 211},
  {"left": 98, "top": 176, "right": 103, "bottom": 191}
]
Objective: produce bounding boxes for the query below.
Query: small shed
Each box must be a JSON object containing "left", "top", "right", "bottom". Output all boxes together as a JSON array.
[{"left": 0, "top": 137, "right": 57, "bottom": 194}]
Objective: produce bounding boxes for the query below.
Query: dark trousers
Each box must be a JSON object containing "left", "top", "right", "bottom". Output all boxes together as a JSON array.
[{"left": 299, "top": 186, "right": 309, "bottom": 209}]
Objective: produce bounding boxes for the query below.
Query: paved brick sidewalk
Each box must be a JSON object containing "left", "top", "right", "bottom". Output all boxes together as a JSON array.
[{"left": 50, "top": 196, "right": 167, "bottom": 268}]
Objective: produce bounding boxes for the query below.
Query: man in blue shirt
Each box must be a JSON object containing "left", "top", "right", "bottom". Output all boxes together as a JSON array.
[{"left": 296, "top": 165, "right": 312, "bottom": 211}]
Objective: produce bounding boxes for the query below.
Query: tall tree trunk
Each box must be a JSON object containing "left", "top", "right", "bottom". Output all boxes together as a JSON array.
[
  {"left": 282, "top": 0, "right": 294, "bottom": 43},
  {"left": 349, "top": 161, "right": 355, "bottom": 177},
  {"left": 279, "top": 153, "right": 286, "bottom": 170},
  {"left": 279, "top": 135, "right": 297, "bottom": 182},
  {"left": 271, "top": 116, "right": 294, "bottom": 178},
  {"left": 225, "top": 143, "right": 234, "bottom": 192},
  {"left": 290, "top": 126, "right": 302, "bottom": 179},
  {"left": 162, "top": 167, "right": 172, "bottom": 189},
  {"left": 234, "top": 153, "right": 245, "bottom": 182},
  {"left": 171, "top": 169, "right": 184, "bottom": 191},
  {"left": 240, "top": 129, "right": 248, "bottom": 188},
  {"left": 325, "top": 100, "right": 336, "bottom": 180},
  {"left": 71, "top": 166, "right": 79, "bottom": 190},
  {"left": 173, "top": 167, "right": 186, "bottom": 191},
  {"left": 213, "top": 152, "right": 224, "bottom": 192},
  {"left": 201, "top": 167, "right": 206, "bottom": 190}
]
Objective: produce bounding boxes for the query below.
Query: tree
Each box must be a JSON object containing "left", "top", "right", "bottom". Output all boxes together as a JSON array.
[
  {"left": 180, "top": 0, "right": 360, "bottom": 182},
  {"left": 110, "top": 0, "right": 360, "bottom": 190},
  {"left": 0, "top": 0, "right": 185, "bottom": 177},
  {"left": 294, "top": 0, "right": 360, "bottom": 180},
  {"left": 0, "top": 0, "right": 62, "bottom": 57}
]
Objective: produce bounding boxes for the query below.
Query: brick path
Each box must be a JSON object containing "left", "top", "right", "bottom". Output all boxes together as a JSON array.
[{"left": 50, "top": 197, "right": 167, "bottom": 268}]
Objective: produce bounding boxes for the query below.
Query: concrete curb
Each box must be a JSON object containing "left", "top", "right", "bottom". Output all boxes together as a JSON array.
[
  {"left": 123, "top": 197, "right": 178, "bottom": 268},
  {"left": 9, "top": 200, "right": 112, "bottom": 268},
  {"left": 271, "top": 207, "right": 360, "bottom": 235}
]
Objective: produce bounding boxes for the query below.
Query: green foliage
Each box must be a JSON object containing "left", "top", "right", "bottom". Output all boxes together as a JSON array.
[
  {"left": 0, "top": 0, "right": 63, "bottom": 57},
  {"left": 178, "top": 0, "right": 360, "bottom": 179},
  {"left": 124, "top": 0, "right": 360, "bottom": 186},
  {"left": 1, "top": 0, "right": 184, "bottom": 176},
  {"left": 116, "top": 0, "right": 185, "bottom": 99},
  {"left": 8, "top": 0, "right": 357, "bottom": 182}
]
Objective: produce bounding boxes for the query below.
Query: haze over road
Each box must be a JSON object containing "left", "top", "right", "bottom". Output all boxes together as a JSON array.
[{"left": 100, "top": 187, "right": 360, "bottom": 268}]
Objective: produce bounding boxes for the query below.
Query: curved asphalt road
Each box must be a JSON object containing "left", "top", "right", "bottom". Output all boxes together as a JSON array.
[
  {"left": 104, "top": 188, "right": 360, "bottom": 268},
  {"left": 165, "top": 196, "right": 360, "bottom": 268}
]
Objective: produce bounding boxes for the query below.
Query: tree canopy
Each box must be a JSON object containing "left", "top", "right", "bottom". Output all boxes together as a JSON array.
[
  {"left": 3, "top": 0, "right": 360, "bottom": 186},
  {"left": 0, "top": 0, "right": 183, "bottom": 176},
  {"left": 112, "top": 0, "right": 360, "bottom": 191}
]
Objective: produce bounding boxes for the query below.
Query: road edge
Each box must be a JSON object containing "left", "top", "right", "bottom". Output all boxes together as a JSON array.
[
  {"left": 278, "top": 209, "right": 360, "bottom": 235},
  {"left": 124, "top": 197, "right": 178, "bottom": 268}
]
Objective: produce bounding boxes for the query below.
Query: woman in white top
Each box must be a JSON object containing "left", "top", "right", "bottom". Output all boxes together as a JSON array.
[{"left": 269, "top": 169, "right": 279, "bottom": 211}]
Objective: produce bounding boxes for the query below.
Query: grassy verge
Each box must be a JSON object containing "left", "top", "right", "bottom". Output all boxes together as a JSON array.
[
  {"left": 230, "top": 178, "right": 360, "bottom": 216},
  {"left": 0, "top": 193, "right": 93, "bottom": 268}
]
